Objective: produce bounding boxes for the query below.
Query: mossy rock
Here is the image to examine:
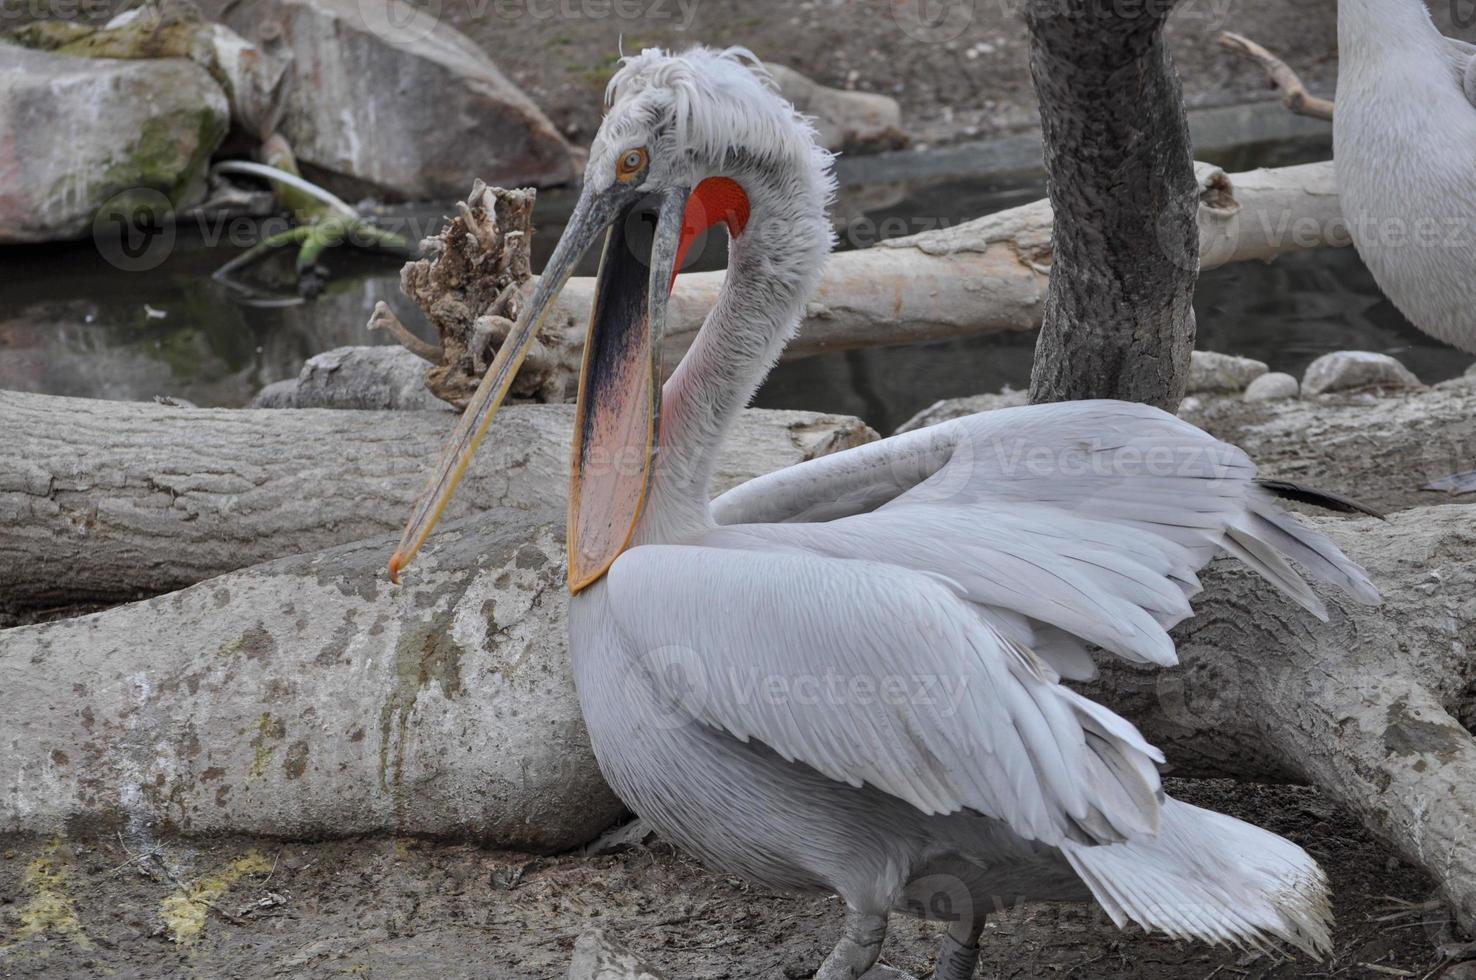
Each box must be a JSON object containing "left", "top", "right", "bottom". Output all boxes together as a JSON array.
[{"left": 0, "top": 45, "right": 229, "bottom": 243}]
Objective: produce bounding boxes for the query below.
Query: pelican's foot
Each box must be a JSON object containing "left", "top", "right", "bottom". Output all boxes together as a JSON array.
[{"left": 815, "top": 907, "right": 888, "bottom": 980}]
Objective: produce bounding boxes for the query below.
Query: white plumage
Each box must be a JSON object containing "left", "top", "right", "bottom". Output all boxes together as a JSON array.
[{"left": 1334, "top": 0, "right": 1476, "bottom": 354}]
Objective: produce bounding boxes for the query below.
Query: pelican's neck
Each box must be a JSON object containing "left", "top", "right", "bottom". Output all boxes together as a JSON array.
[{"left": 639, "top": 158, "right": 833, "bottom": 542}]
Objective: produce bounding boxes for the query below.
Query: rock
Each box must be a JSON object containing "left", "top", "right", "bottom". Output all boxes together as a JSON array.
[
  {"left": 1302, "top": 351, "right": 1423, "bottom": 396},
  {"left": 767, "top": 64, "right": 906, "bottom": 151},
  {"left": 894, "top": 387, "right": 1028, "bottom": 434},
  {"left": 10, "top": 7, "right": 289, "bottom": 139},
  {"left": 1186, "top": 350, "right": 1268, "bottom": 393},
  {"left": 568, "top": 930, "right": 667, "bottom": 980},
  {"left": 1243, "top": 371, "right": 1299, "bottom": 402},
  {"left": 218, "top": 0, "right": 575, "bottom": 199},
  {"left": 0, "top": 45, "right": 229, "bottom": 243},
  {"left": 251, "top": 345, "right": 446, "bottom": 410}
]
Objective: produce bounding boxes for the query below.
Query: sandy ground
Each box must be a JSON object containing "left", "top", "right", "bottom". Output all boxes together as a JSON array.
[{"left": 0, "top": 779, "right": 1461, "bottom": 979}]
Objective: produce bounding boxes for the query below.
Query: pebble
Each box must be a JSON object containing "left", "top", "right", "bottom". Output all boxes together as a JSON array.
[{"left": 1243, "top": 372, "right": 1300, "bottom": 402}]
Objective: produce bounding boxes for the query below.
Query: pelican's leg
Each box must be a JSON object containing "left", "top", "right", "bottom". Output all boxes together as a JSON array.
[
  {"left": 815, "top": 907, "right": 892, "bottom": 980},
  {"left": 932, "top": 914, "right": 986, "bottom": 980}
]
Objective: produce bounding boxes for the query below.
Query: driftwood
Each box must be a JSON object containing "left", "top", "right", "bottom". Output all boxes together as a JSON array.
[
  {"left": 527, "top": 160, "right": 1346, "bottom": 379},
  {"left": 372, "top": 182, "right": 566, "bottom": 406},
  {"left": 0, "top": 390, "right": 876, "bottom": 615},
  {"left": 1087, "top": 505, "right": 1476, "bottom": 932},
  {"left": 1219, "top": 32, "right": 1335, "bottom": 121},
  {"left": 310, "top": 161, "right": 1339, "bottom": 413}
]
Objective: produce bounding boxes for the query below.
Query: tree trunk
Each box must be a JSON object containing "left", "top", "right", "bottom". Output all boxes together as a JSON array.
[
  {"left": 0, "top": 391, "right": 875, "bottom": 616},
  {"left": 1024, "top": 0, "right": 1200, "bottom": 410},
  {"left": 1085, "top": 505, "right": 1476, "bottom": 932}
]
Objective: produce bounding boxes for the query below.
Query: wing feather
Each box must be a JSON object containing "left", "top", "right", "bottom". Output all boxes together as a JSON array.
[
  {"left": 710, "top": 399, "right": 1379, "bottom": 670},
  {"left": 605, "top": 545, "right": 1164, "bottom": 848}
]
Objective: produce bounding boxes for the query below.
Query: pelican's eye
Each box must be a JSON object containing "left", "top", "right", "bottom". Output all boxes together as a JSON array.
[{"left": 615, "top": 147, "right": 648, "bottom": 182}]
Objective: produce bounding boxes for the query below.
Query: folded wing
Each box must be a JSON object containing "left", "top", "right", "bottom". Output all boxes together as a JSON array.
[
  {"left": 605, "top": 544, "right": 1165, "bottom": 848},
  {"left": 710, "top": 400, "right": 1379, "bottom": 676}
]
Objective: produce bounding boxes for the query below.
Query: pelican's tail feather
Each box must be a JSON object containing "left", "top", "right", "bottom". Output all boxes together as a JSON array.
[{"left": 1061, "top": 797, "right": 1333, "bottom": 958}]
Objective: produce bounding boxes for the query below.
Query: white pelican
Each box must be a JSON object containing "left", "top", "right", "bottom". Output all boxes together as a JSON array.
[
  {"left": 390, "top": 47, "right": 1380, "bottom": 978},
  {"left": 1335, "top": 0, "right": 1476, "bottom": 490}
]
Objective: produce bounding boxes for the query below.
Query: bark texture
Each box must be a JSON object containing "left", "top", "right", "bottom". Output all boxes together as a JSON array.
[
  {"left": 0, "top": 391, "right": 876, "bottom": 615},
  {"left": 0, "top": 512, "right": 624, "bottom": 850},
  {"left": 1086, "top": 506, "right": 1476, "bottom": 931},
  {"left": 1024, "top": 0, "right": 1200, "bottom": 410}
]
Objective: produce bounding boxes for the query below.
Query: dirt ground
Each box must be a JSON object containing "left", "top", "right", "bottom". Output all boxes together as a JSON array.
[
  {"left": 438, "top": 0, "right": 1474, "bottom": 149},
  {"left": 0, "top": 779, "right": 1461, "bottom": 980}
]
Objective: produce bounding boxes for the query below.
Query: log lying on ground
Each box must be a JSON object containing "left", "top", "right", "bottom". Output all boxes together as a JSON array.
[
  {"left": 0, "top": 511, "right": 621, "bottom": 850},
  {"left": 533, "top": 160, "right": 1343, "bottom": 374},
  {"left": 0, "top": 390, "right": 875, "bottom": 615},
  {"left": 1183, "top": 377, "right": 1476, "bottom": 514},
  {"left": 897, "top": 382, "right": 1476, "bottom": 517},
  {"left": 1085, "top": 505, "right": 1476, "bottom": 932}
]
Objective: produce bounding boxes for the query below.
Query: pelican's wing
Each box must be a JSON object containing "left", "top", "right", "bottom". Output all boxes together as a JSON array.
[
  {"left": 711, "top": 400, "right": 1378, "bottom": 673},
  {"left": 1447, "top": 35, "right": 1476, "bottom": 106},
  {"left": 605, "top": 543, "right": 1165, "bottom": 847}
]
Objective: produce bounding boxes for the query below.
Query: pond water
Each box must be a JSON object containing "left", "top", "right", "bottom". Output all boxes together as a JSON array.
[{"left": 2, "top": 124, "right": 1469, "bottom": 433}]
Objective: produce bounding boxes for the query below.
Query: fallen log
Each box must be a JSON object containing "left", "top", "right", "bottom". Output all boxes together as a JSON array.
[
  {"left": 0, "top": 390, "right": 875, "bottom": 615},
  {"left": 532, "top": 160, "right": 1344, "bottom": 374},
  {"left": 899, "top": 382, "right": 1476, "bottom": 517},
  {"left": 1085, "top": 504, "right": 1476, "bottom": 932},
  {"left": 1182, "top": 377, "right": 1476, "bottom": 515},
  {"left": 0, "top": 511, "right": 620, "bottom": 850}
]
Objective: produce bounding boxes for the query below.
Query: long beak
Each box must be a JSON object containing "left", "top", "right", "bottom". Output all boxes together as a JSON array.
[
  {"left": 387, "top": 183, "right": 686, "bottom": 586},
  {"left": 566, "top": 185, "right": 686, "bottom": 593}
]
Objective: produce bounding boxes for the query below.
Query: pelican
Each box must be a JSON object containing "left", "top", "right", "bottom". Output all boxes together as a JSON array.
[
  {"left": 390, "top": 48, "right": 1380, "bottom": 977},
  {"left": 1334, "top": 0, "right": 1476, "bottom": 490}
]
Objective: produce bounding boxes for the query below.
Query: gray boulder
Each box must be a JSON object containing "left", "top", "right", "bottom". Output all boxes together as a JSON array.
[
  {"left": 252, "top": 344, "right": 446, "bottom": 410},
  {"left": 1186, "top": 350, "right": 1268, "bottom": 394},
  {"left": 218, "top": 0, "right": 575, "bottom": 199},
  {"left": 1302, "top": 350, "right": 1423, "bottom": 396},
  {"left": 768, "top": 64, "right": 906, "bottom": 151},
  {"left": 0, "top": 45, "right": 228, "bottom": 243},
  {"left": 894, "top": 387, "right": 1027, "bottom": 433}
]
